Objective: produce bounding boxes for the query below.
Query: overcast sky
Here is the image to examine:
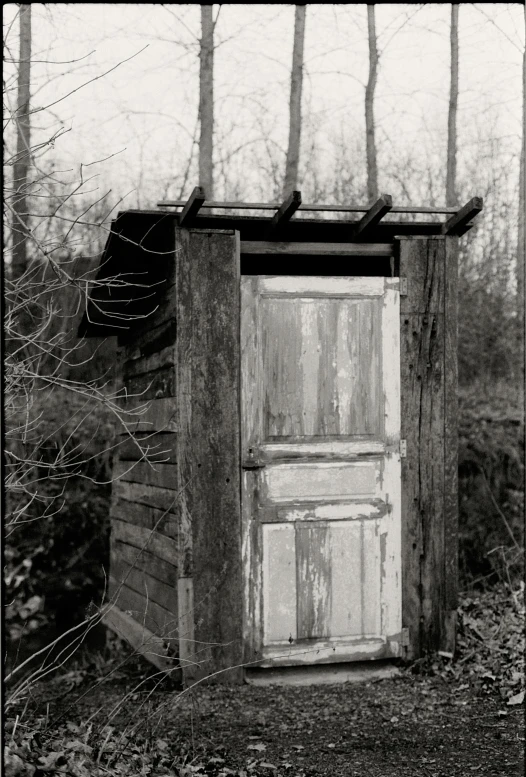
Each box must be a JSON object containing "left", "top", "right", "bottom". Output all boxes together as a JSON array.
[{"left": 4, "top": 3, "right": 525, "bottom": 210}]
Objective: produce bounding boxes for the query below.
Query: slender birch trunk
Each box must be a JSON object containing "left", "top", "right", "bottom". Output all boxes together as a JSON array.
[
  {"left": 446, "top": 4, "right": 459, "bottom": 208},
  {"left": 12, "top": 3, "right": 32, "bottom": 281},
  {"left": 199, "top": 4, "right": 214, "bottom": 198},
  {"left": 365, "top": 4, "right": 378, "bottom": 203},
  {"left": 283, "top": 4, "right": 306, "bottom": 198}
]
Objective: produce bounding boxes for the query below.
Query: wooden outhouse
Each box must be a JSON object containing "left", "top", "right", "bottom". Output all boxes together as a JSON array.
[{"left": 79, "top": 190, "right": 483, "bottom": 683}]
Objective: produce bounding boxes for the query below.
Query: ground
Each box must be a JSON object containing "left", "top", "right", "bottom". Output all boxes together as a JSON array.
[{"left": 5, "top": 584, "right": 525, "bottom": 777}]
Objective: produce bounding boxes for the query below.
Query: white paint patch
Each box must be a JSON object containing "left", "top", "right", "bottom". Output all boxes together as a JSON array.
[{"left": 260, "top": 276, "right": 385, "bottom": 296}]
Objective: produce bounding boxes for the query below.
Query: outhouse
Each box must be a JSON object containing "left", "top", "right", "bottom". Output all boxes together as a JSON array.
[{"left": 79, "top": 189, "right": 483, "bottom": 683}]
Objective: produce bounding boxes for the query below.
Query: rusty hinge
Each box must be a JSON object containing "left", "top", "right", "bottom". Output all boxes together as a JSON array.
[
  {"left": 399, "top": 439, "right": 407, "bottom": 458},
  {"left": 401, "top": 627, "right": 410, "bottom": 647},
  {"left": 399, "top": 277, "right": 408, "bottom": 296}
]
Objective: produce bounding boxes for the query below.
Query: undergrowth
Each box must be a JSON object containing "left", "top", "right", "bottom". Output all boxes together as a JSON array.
[{"left": 4, "top": 582, "right": 524, "bottom": 777}]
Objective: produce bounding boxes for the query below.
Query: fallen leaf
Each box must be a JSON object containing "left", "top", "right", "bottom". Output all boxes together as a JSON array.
[
  {"left": 507, "top": 691, "right": 525, "bottom": 706},
  {"left": 247, "top": 742, "right": 266, "bottom": 752},
  {"left": 291, "top": 745, "right": 304, "bottom": 751},
  {"left": 259, "top": 764, "right": 277, "bottom": 770}
]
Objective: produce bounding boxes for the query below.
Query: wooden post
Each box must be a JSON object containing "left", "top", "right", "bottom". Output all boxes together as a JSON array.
[
  {"left": 175, "top": 228, "right": 243, "bottom": 684},
  {"left": 398, "top": 235, "right": 457, "bottom": 659}
]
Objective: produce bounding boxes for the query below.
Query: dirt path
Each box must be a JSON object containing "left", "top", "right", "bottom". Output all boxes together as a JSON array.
[{"left": 24, "top": 670, "right": 522, "bottom": 777}]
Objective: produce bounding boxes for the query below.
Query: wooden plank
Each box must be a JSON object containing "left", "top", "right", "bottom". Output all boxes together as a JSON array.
[
  {"left": 260, "top": 297, "right": 382, "bottom": 438},
  {"left": 259, "top": 275, "right": 385, "bottom": 295},
  {"left": 123, "top": 346, "right": 175, "bottom": 378},
  {"left": 176, "top": 228, "right": 243, "bottom": 683},
  {"left": 399, "top": 237, "right": 446, "bottom": 659},
  {"left": 265, "top": 190, "right": 302, "bottom": 237},
  {"left": 352, "top": 194, "right": 392, "bottom": 239},
  {"left": 111, "top": 541, "right": 178, "bottom": 587},
  {"left": 118, "top": 398, "right": 177, "bottom": 434},
  {"left": 296, "top": 524, "right": 331, "bottom": 640},
  {"left": 113, "top": 481, "right": 180, "bottom": 514},
  {"left": 121, "top": 366, "right": 175, "bottom": 402},
  {"left": 443, "top": 236, "right": 459, "bottom": 652},
  {"left": 263, "top": 524, "right": 297, "bottom": 643},
  {"left": 117, "top": 432, "right": 176, "bottom": 463},
  {"left": 113, "top": 460, "right": 177, "bottom": 489},
  {"left": 241, "top": 241, "right": 393, "bottom": 256},
  {"left": 102, "top": 605, "right": 178, "bottom": 673},
  {"left": 111, "top": 558, "right": 178, "bottom": 615},
  {"left": 158, "top": 199, "right": 459, "bottom": 215},
  {"left": 178, "top": 186, "right": 206, "bottom": 227},
  {"left": 119, "top": 316, "right": 177, "bottom": 355},
  {"left": 442, "top": 196, "right": 483, "bottom": 235},
  {"left": 110, "top": 497, "right": 178, "bottom": 538},
  {"left": 362, "top": 521, "right": 381, "bottom": 636},
  {"left": 108, "top": 578, "right": 179, "bottom": 638},
  {"left": 264, "top": 462, "right": 377, "bottom": 502},
  {"left": 329, "top": 522, "right": 362, "bottom": 637},
  {"left": 112, "top": 519, "right": 178, "bottom": 566}
]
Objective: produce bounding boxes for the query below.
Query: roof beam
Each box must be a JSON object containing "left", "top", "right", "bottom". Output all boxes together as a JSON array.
[
  {"left": 178, "top": 186, "right": 206, "bottom": 227},
  {"left": 265, "top": 190, "right": 302, "bottom": 237},
  {"left": 442, "top": 197, "right": 483, "bottom": 235},
  {"left": 158, "top": 199, "right": 460, "bottom": 215},
  {"left": 352, "top": 194, "right": 392, "bottom": 239}
]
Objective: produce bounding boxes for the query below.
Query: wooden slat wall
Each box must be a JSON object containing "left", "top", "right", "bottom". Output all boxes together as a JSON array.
[
  {"left": 176, "top": 228, "right": 244, "bottom": 684},
  {"left": 108, "top": 258, "right": 179, "bottom": 649},
  {"left": 398, "top": 236, "right": 458, "bottom": 658}
]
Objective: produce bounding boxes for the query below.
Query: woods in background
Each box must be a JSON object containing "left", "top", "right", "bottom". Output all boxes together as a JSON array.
[{"left": 3, "top": 3, "right": 525, "bottom": 647}]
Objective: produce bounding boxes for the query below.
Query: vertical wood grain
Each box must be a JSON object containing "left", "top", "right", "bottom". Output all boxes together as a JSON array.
[
  {"left": 399, "top": 237, "right": 449, "bottom": 658},
  {"left": 444, "top": 236, "right": 459, "bottom": 652},
  {"left": 263, "top": 524, "right": 297, "bottom": 643},
  {"left": 176, "top": 228, "right": 243, "bottom": 683},
  {"left": 329, "top": 522, "right": 362, "bottom": 637},
  {"left": 261, "top": 297, "right": 382, "bottom": 439},
  {"left": 296, "top": 524, "right": 332, "bottom": 639}
]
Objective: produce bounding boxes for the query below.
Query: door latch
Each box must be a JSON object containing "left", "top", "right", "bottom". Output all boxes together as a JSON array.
[{"left": 242, "top": 447, "right": 266, "bottom": 470}]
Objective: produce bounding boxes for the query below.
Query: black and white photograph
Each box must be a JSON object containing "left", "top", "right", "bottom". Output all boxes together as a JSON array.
[{"left": 4, "top": 3, "right": 525, "bottom": 775}]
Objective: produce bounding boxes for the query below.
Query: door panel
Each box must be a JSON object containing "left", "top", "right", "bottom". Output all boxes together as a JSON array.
[{"left": 242, "top": 275, "right": 401, "bottom": 667}]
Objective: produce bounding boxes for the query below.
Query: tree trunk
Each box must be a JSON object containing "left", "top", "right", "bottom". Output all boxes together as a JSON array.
[
  {"left": 365, "top": 5, "right": 378, "bottom": 203},
  {"left": 11, "top": 3, "right": 32, "bottom": 281},
  {"left": 283, "top": 5, "right": 306, "bottom": 198},
  {"left": 199, "top": 4, "right": 214, "bottom": 198},
  {"left": 518, "top": 7, "right": 526, "bottom": 388},
  {"left": 446, "top": 4, "right": 459, "bottom": 208}
]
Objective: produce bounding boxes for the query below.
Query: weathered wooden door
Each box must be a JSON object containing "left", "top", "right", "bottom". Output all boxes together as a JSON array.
[{"left": 241, "top": 276, "right": 402, "bottom": 667}]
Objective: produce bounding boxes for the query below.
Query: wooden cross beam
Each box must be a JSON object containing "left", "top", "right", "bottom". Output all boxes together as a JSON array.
[
  {"left": 442, "top": 197, "right": 483, "bottom": 235},
  {"left": 265, "top": 190, "right": 302, "bottom": 237},
  {"left": 178, "top": 186, "right": 206, "bottom": 227},
  {"left": 352, "top": 194, "right": 393, "bottom": 239}
]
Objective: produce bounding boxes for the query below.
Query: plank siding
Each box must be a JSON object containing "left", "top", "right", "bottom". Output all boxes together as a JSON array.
[
  {"left": 176, "top": 228, "right": 243, "bottom": 683},
  {"left": 121, "top": 366, "right": 175, "bottom": 401},
  {"left": 111, "top": 541, "right": 178, "bottom": 587},
  {"left": 117, "top": 432, "right": 176, "bottom": 463},
  {"left": 108, "top": 578, "right": 178, "bottom": 638},
  {"left": 113, "top": 461, "right": 177, "bottom": 490},
  {"left": 111, "top": 516, "right": 179, "bottom": 566},
  {"left": 113, "top": 481, "right": 180, "bottom": 514},
  {"left": 111, "top": 559, "right": 178, "bottom": 614},
  {"left": 399, "top": 236, "right": 452, "bottom": 658},
  {"left": 110, "top": 497, "right": 178, "bottom": 538}
]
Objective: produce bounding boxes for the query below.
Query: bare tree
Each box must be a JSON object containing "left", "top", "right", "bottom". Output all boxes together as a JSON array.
[
  {"left": 199, "top": 4, "right": 214, "bottom": 197},
  {"left": 519, "top": 6, "right": 526, "bottom": 387},
  {"left": 446, "top": 4, "right": 459, "bottom": 207},
  {"left": 283, "top": 4, "right": 306, "bottom": 198},
  {"left": 365, "top": 4, "right": 378, "bottom": 203},
  {"left": 11, "top": 4, "right": 32, "bottom": 281}
]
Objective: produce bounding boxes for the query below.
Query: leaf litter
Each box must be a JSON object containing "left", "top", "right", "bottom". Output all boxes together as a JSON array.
[{"left": 4, "top": 583, "right": 524, "bottom": 776}]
